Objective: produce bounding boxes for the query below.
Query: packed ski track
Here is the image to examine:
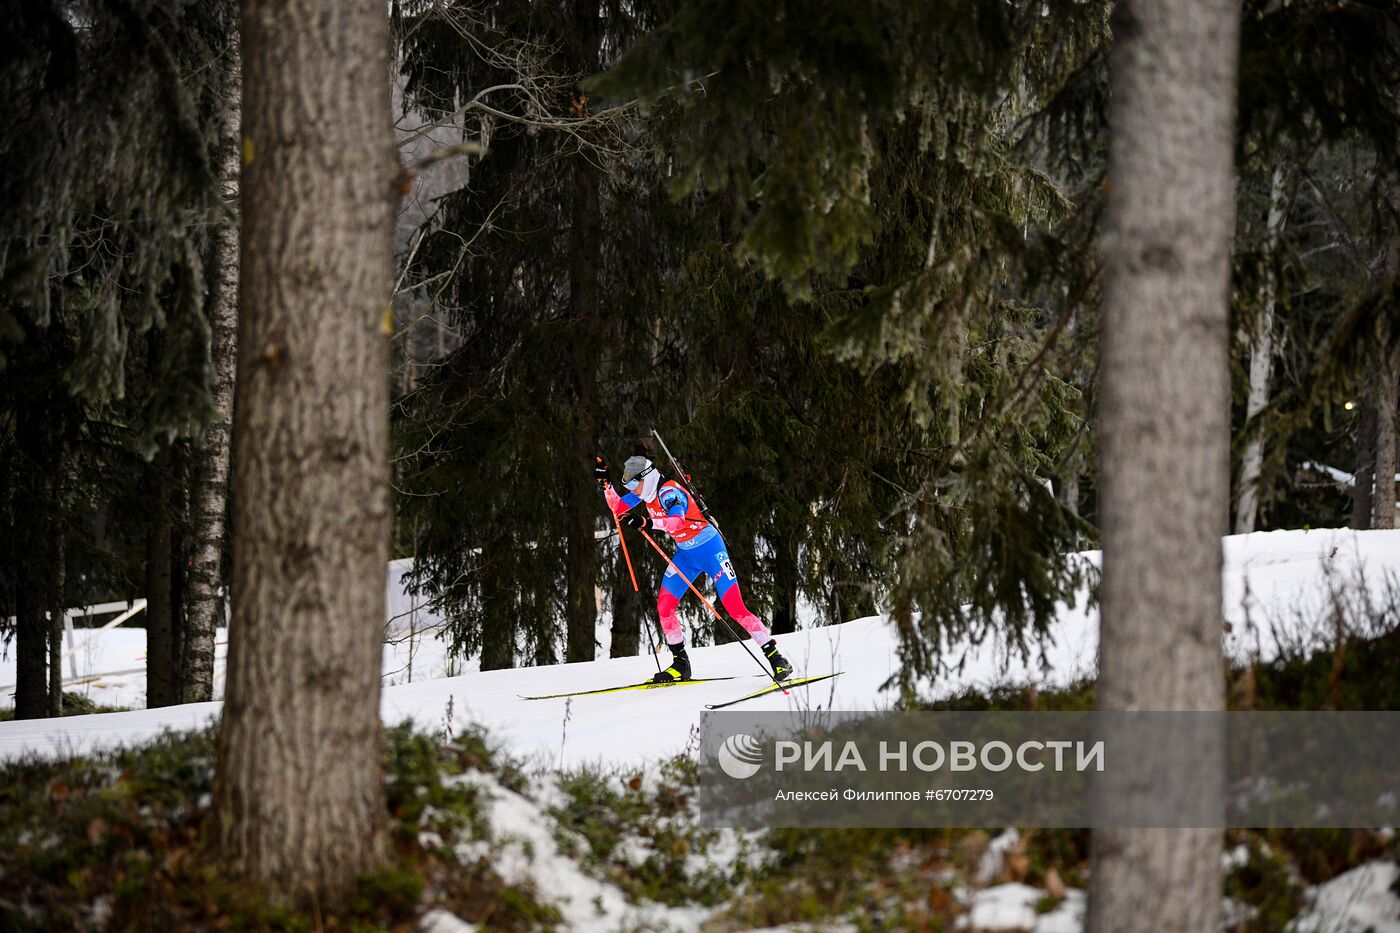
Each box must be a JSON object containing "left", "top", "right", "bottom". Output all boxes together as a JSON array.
[{"left": 3, "top": 527, "right": 1400, "bottom": 769}]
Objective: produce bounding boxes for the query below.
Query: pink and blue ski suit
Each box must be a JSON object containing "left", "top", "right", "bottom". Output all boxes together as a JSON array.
[{"left": 603, "top": 479, "right": 772, "bottom": 648}]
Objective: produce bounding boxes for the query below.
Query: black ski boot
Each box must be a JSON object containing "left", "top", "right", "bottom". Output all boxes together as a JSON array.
[
  {"left": 652, "top": 643, "right": 692, "bottom": 683},
  {"left": 762, "top": 639, "right": 792, "bottom": 682}
]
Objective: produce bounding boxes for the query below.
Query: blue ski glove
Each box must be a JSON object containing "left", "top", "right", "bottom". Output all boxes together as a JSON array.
[{"left": 621, "top": 512, "right": 652, "bottom": 530}]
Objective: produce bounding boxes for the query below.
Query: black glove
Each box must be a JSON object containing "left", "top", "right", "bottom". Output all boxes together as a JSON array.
[
  {"left": 593, "top": 457, "right": 610, "bottom": 488},
  {"left": 621, "top": 512, "right": 651, "bottom": 531}
]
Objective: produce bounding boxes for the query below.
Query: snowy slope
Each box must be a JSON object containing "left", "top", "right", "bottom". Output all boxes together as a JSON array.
[{"left": 2, "top": 527, "right": 1399, "bottom": 768}]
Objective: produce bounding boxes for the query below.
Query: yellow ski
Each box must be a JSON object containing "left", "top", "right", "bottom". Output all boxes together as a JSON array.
[{"left": 704, "top": 672, "right": 842, "bottom": 710}]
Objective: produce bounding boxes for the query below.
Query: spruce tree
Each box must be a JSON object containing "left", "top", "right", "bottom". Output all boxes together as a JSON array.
[
  {"left": 591, "top": 0, "right": 1106, "bottom": 677},
  {"left": 0, "top": 0, "right": 229, "bottom": 717}
]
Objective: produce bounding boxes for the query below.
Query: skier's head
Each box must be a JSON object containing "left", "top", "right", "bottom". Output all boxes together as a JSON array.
[{"left": 621, "top": 455, "right": 661, "bottom": 501}]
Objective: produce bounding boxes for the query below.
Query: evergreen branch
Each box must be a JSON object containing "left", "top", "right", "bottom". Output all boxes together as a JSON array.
[
  {"left": 935, "top": 261, "right": 1101, "bottom": 478},
  {"left": 1298, "top": 167, "right": 1372, "bottom": 276}
]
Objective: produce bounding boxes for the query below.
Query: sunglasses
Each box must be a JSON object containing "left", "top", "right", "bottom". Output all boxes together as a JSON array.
[{"left": 623, "top": 466, "right": 656, "bottom": 490}]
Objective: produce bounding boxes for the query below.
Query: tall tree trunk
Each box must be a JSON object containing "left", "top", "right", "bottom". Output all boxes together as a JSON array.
[
  {"left": 562, "top": 0, "right": 602, "bottom": 665},
  {"left": 1057, "top": 312, "right": 1084, "bottom": 533},
  {"left": 563, "top": 434, "right": 599, "bottom": 663},
  {"left": 146, "top": 450, "right": 176, "bottom": 709},
  {"left": 1377, "top": 236, "right": 1400, "bottom": 526},
  {"left": 1235, "top": 165, "right": 1288, "bottom": 534},
  {"left": 562, "top": 436, "right": 599, "bottom": 665},
  {"left": 214, "top": 0, "right": 394, "bottom": 900},
  {"left": 1352, "top": 398, "right": 1376, "bottom": 529},
  {"left": 772, "top": 535, "right": 798, "bottom": 635},
  {"left": 564, "top": 421, "right": 598, "bottom": 663},
  {"left": 170, "top": 520, "right": 187, "bottom": 702},
  {"left": 532, "top": 623, "right": 557, "bottom": 666},
  {"left": 1373, "top": 325, "right": 1399, "bottom": 530},
  {"left": 14, "top": 585, "right": 47, "bottom": 720},
  {"left": 831, "top": 568, "right": 876, "bottom": 623},
  {"left": 1090, "top": 1, "right": 1238, "bottom": 931},
  {"left": 480, "top": 538, "right": 516, "bottom": 671},
  {"left": 186, "top": 11, "right": 241, "bottom": 704},
  {"left": 48, "top": 464, "right": 66, "bottom": 717},
  {"left": 13, "top": 444, "right": 49, "bottom": 720},
  {"left": 1055, "top": 465, "right": 1080, "bottom": 519},
  {"left": 1055, "top": 461, "right": 1082, "bottom": 551},
  {"left": 891, "top": 588, "right": 918, "bottom": 699}
]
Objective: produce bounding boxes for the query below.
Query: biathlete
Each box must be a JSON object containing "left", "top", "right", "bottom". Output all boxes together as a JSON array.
[{"left": 596, "top": 453, "right": 792, "bottom": 684}]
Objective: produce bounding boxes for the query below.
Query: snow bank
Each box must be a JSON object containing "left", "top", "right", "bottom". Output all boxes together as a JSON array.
[
  {"left": 1289, "top": 862, "right": 1400, "bottom": 933},
  {"left": 449, "top": 769, "right": 711, "bottom": 931},
  {"left": 958, "top": 883, "right": 1085, "bottom": 932}
]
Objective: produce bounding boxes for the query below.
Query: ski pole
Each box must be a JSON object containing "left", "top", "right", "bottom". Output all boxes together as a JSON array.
[
  {"left": 637, "top": 529, "right": 788, "bottom": 693},
  {"left": 612, "top": 512, "right": 639, "bottom": 593},
  {"left": 612, "top": 511, "right": 662, "bottom": 672}
]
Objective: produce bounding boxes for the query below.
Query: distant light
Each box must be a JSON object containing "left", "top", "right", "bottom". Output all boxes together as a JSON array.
[{"left": 1344, "top": 401, "right": 1356, "bottom": 411}]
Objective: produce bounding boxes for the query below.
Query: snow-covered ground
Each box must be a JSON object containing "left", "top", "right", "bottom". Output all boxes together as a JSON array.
[
  {"left": 2, "top": 528, "right": 1399, "bottom": 769},
  {"left": 1290, "top": 861, "right": 1400, "bottom": 933}
]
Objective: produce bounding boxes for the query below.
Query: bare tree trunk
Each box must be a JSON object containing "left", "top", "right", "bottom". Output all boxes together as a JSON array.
[
  {"left": 1055, "top": 466, "right": 1080, "bottom": 519},
  {"left": 1235, "top": 165, "right": 1288, "bottom": 534},
  {"left": 532, "top": 609, "right": 557, "bottom": 666},
  {"left": 563, "top": 0, "right": 602, "bottom": 665},
  {"left": 484, "top": 529, "right": 523, "bottom": 669},
  {"left": 12, "top": 441, "right": 47, "bottom": 719},
  {"left": 1090, "top": 0, "right": 1238, "bottom": 930},
  {"left": 479, "top": 538, "right": 516, "bottom": 670},
  {"left": 772, "top": 535, "right": 798, "bottom": 635},
  {"left": 1055, "top": 311, "right": 1084, "bottom": 542},
  {"left": 1362, "top": 230, "right": 1400, "bottom": 529},
  {"left": 564, "top": 394, "right": 599, "bottom": 663},
  {"left": 563, "top": 432, "right": 598, "bottom": 665},
  {"left": 1055, "top": 460, "right": 1082, "bottom": 552},
  {"left": 170, "top": 519, "right": 187, "bottom": 702},
  {"left": 146, "top": 449, "right": 176, "bottom": 709},
  {"left": 1352, "top": 398, "right": 1376, "bottom": 529},
  {"left": 14, "top": 586, "right": 46, "bottom": 720},
  {"left": 830, "top": 565, "right": 876, "bottom": 623},
  {"left": 48, "top": 465, "right": 65, "bottom": 717},
  {"left": 1373, "top": 326, "right": 1398, "bottom": 530},
  {"left": 214, "top": 0, "right": 394, "bottom": 900},
  {"left": 185, "top": 11, "right": 241, "bottom": 704},
  {"left": 851, "top": 586, "right": 876, "bottom": 619},
  {"left": 1380, "top": 233, "right": 1400, "bottom": 527}
]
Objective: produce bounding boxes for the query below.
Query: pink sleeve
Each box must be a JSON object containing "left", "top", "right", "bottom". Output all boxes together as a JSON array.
[{"left": 602, "top": 484, "right": 630, "bottom": 517}]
